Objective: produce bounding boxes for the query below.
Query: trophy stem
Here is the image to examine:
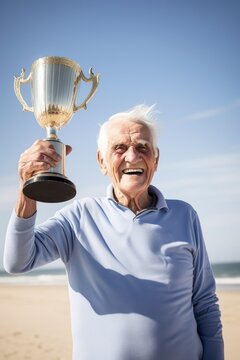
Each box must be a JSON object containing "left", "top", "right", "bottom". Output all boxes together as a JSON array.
[{"left": 46, "top": 126, "right": 58, "bottom": 140}]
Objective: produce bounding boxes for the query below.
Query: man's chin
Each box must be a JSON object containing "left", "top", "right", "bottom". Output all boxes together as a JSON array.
[{"left": 118, "top": 180, "right": 148, "bottom": 195}]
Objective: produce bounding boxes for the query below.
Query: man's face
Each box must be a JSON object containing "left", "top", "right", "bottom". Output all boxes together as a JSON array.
[{"left": 98, "top": 119, "right": 159, "bottom": 199}]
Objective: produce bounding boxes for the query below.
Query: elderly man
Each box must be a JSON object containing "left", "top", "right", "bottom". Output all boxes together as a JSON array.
[{"left": 4, "top": 105, "right": 224, "bottom": 359}]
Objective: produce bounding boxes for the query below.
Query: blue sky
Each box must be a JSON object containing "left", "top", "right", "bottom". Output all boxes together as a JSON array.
[{"left": 0, "top": 0, "right": 239, "bottom": 268}]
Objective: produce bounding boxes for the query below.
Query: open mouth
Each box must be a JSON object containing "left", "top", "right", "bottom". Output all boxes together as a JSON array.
[{"left": 122, "top": 168, "right": 144, "bottom": 175}]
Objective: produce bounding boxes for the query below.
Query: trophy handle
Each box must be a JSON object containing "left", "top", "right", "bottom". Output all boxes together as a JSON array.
[
  {"left": 73, "top": 68, "right": 99, "bottom": 112},
  {"left": 14, "top": 68, "right": 34, "bottom": 112}
]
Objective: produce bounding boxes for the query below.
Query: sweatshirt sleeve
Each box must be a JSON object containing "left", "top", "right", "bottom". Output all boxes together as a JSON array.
[
  {"left": 4, "top": 209, "right": 74, "bottom": 274},
  {"left": 192, "top": 212, "right": 224, "bottom": 360}
]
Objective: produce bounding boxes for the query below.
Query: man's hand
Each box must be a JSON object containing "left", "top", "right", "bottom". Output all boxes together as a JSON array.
[
  {"left": 18, "top": 140, "right": 72, "bottom": 182},
  {"left": 16, "top": 140, "right": 72, "bottom": 218}
]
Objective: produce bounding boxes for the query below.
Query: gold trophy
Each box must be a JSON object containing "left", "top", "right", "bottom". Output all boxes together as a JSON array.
[{"left": 14, "top": 56, "right": 99, "bottom": 203}]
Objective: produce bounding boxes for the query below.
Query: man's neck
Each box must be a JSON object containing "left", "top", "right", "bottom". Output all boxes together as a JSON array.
[{"left": 113, "top": 188, "right": 153, "bottom": 214}]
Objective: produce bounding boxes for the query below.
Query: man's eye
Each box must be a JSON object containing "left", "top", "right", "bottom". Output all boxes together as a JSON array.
[
  {"left": 115, "top": 145, "right": 127, "bottom": 153},
  {"left": 136, "top": 145, "right": 149, "bottom": 153}
]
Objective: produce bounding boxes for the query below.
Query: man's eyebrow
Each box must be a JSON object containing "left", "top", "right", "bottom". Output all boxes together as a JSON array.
[
  {"left": 135, "top": 140, "right": 151, "bottom": 146},
  {"left": 111, "top": 142, "right": 126, "bottom": 147},
  {"left": 110, "top": 139, "right": 151, "bottom": 148}
]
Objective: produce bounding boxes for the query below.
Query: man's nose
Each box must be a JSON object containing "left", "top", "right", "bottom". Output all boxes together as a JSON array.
[{"left": 125, "top": 146, "right": 140, "bottom": 162}]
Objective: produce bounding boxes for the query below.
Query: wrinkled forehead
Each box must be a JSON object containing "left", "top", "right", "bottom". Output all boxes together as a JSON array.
[{"left": 107, "top": 119, "right": 153, "bottom": 144}]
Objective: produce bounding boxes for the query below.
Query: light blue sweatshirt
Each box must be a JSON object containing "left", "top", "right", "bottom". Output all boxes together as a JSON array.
[{"left": 4, "top": 185, "right": 224, "bottom": 360}]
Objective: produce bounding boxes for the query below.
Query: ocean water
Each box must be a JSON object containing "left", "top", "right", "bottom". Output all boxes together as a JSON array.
[
  {"left": 0, "top": 267, "right": 68, "bottom": 286},
  {"left": 211, "top": 262, "right": 240, "bottom": 290},
  {"left": 0, "top": 262, "right": 240, "bottom": 289}
]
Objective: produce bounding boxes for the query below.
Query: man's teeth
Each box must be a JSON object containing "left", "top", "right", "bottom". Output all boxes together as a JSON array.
[{"left": 123, "top": 168, "right": 144, "bottom": 175}]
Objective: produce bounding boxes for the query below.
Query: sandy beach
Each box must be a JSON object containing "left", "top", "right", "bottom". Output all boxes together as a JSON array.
[{"left": 0, "top": 285, "right": 239, "bottom": 360}]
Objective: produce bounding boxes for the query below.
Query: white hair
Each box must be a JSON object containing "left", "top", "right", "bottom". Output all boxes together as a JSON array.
[{"left": 97, "top": 104, "right": 159, "bottom": 159}]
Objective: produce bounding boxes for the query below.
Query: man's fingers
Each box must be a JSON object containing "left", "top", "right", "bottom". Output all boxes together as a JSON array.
[
  {"left": 18, "top": 140, "right": 73, "bottom": 182},
  {"left": 66, "top": 145, "right": 72, "bottom": 156},
  {"left": 19, "top": 159, "right": 54, "bottom": 181},
  {"left": 19, "top": 141, "right": 58, "bottom": 181},
  {"left": 33, "top": 140, "right": 62, "bottom": 163}
]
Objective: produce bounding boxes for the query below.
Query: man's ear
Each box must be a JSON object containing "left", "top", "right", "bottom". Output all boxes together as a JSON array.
[
  {"left": 155, "top": 148, "right": 160, "bottom": 171},
  {"left": 97, "top": 150, "right": 108, "bottom": 175}
]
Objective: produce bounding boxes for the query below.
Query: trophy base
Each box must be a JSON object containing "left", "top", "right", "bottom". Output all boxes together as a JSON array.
[{"left": 23, "top": 173, "right": 76, "bottom": 203}]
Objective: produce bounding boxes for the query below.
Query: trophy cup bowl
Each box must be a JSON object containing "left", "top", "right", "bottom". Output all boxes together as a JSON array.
[{"left": 14, "top": 56, "right": 99, "bottom": 203}]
